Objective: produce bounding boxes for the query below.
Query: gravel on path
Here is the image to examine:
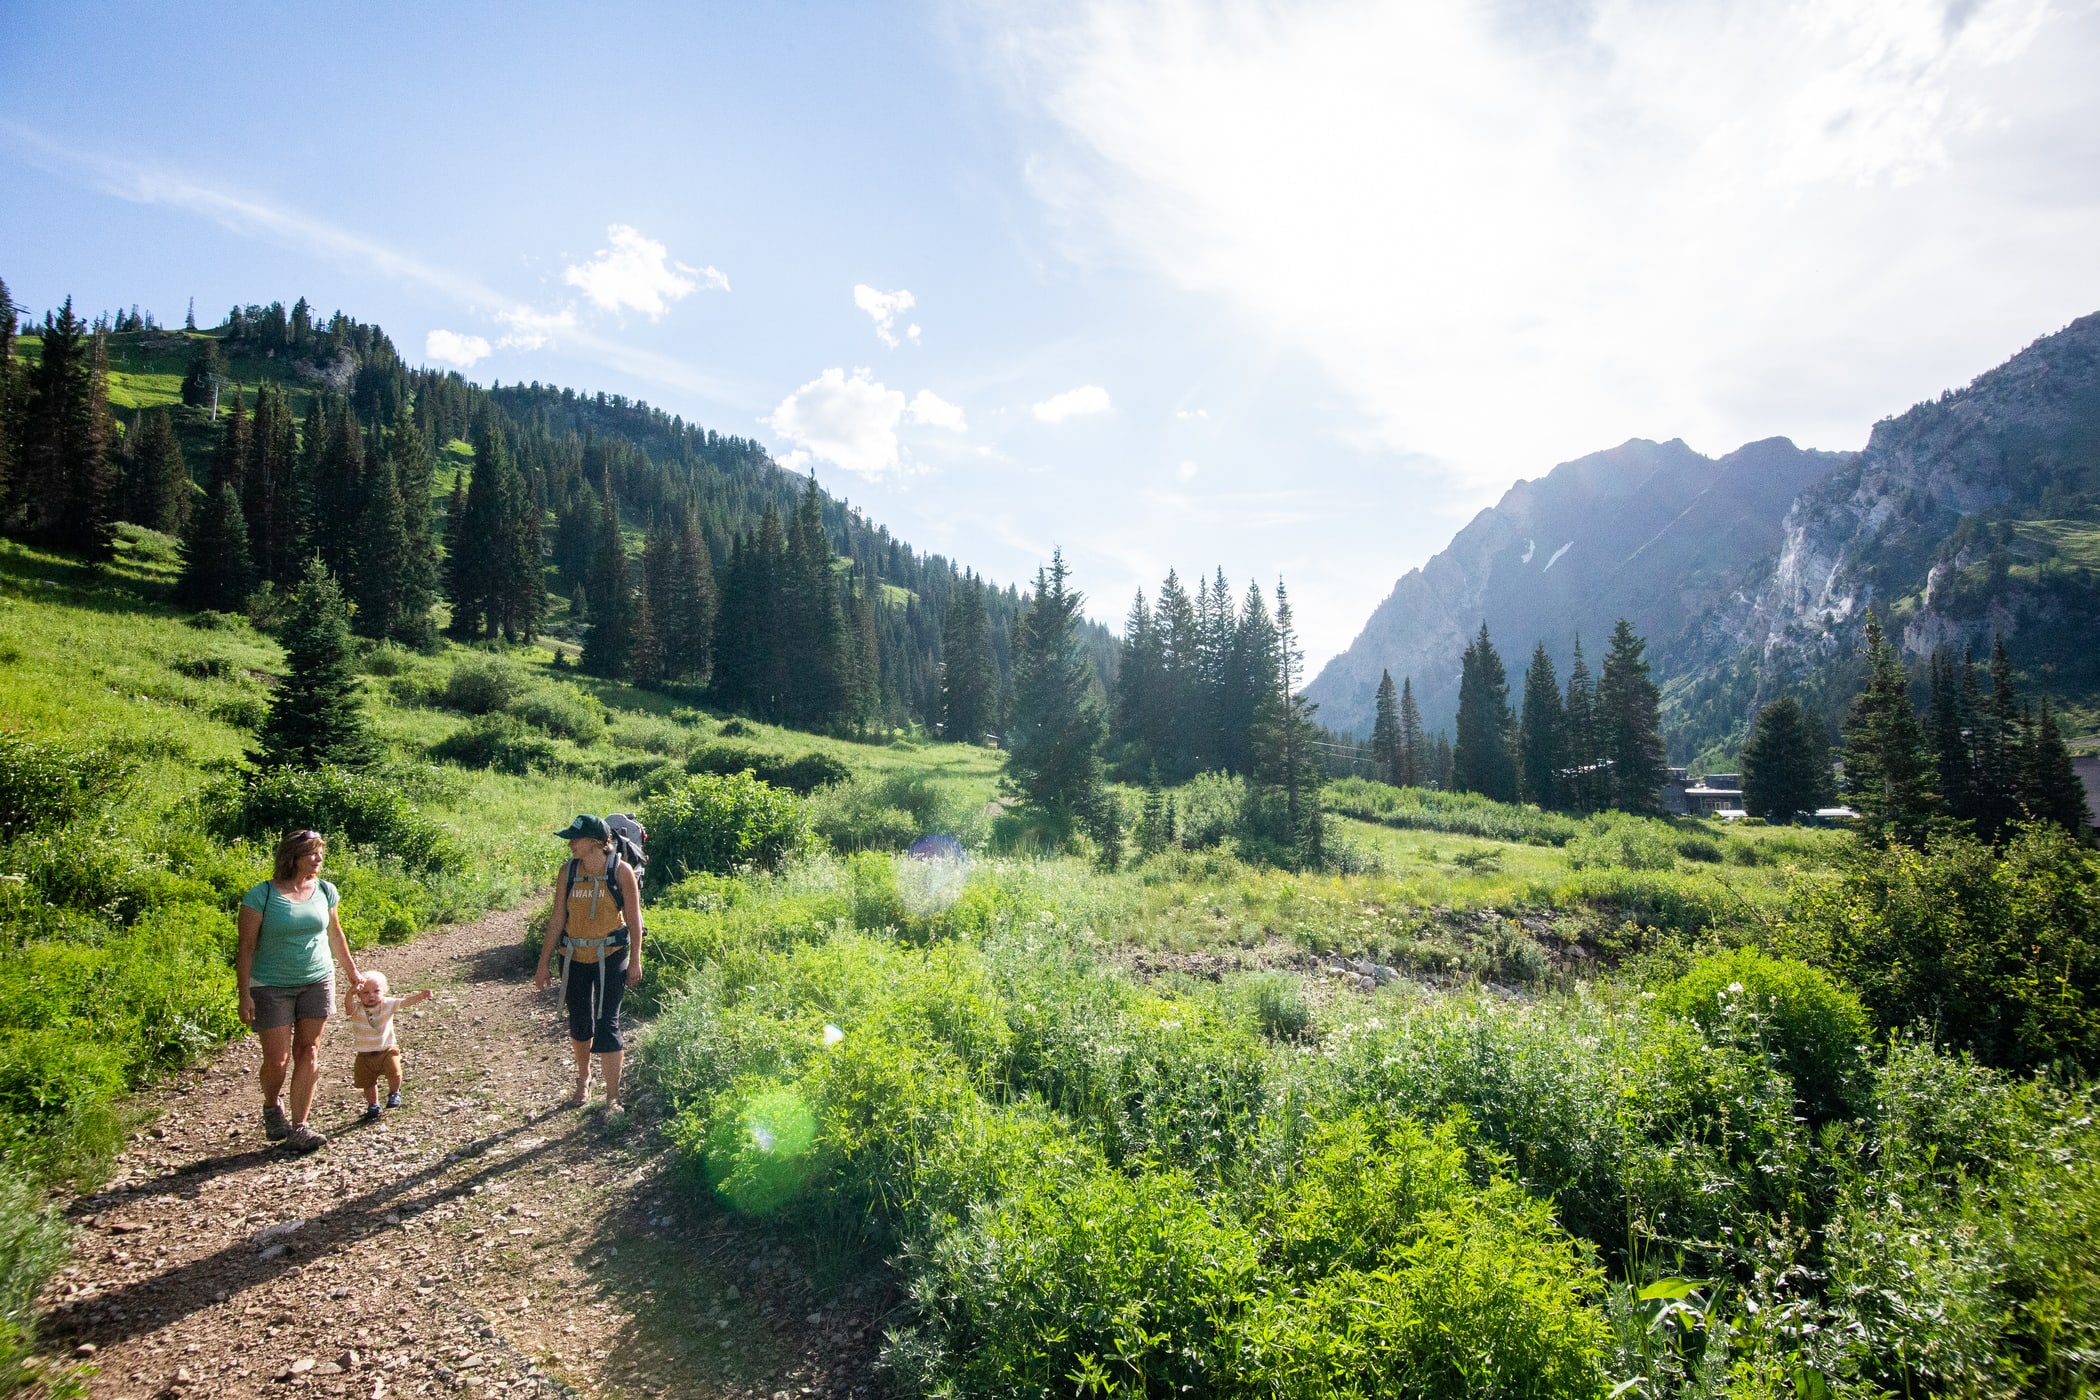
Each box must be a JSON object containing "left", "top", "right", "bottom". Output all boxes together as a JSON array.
[{"left": 38, "top": 905, "right": 892, "bottom": 1400}]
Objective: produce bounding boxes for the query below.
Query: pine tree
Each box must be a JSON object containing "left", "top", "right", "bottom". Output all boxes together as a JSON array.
[
  {"left": 383, "top": 408, "right": 440, "bottom": 649},
  {"left": 581, "top": 489, "right": 633, "bottom": 678},
  {"left": 1112, "top": 589, "right": 1162, "bottom": 759},
  {"left": 244, "top": 386, "right": 299, "bottom": 585},
  {"left": 1561, "top": 638, "right": 1601, "bottom": 813},
  {"left": 1153, "top": 570, "right": 1198, "bottom": 778},
  {"left": 176, "top": 483, "right": 255, "bottom": 611},
  {"left": 1431, "top": 731, "right": 1454, "bottom": 790},
  {"left": 1371, "top": 669, "right": 1404, "bottom": 787},
  {"left": 629, "top": 582, "right": 665, "bottom": 689},
  {"left": 1517, "top": 643, "right": 1564, "bottom": 808},
  {"left": 179, "top": 334, "right": 222, "bottom": 410},
  {"left": 2022, "top": 700, "right": 2088, "bottom": 839},
  {"left": 941, "top": 576, "right": 999, "bottom": 744},
  {"left": 1927, "top": 646, "right": 1978, "bottom": 829},
  {"left": 660, "top": 511, "right": 716, "bottom": 681},
  {"left": 347, "top": 423, "right": 411, "bottom": 642},
  {"left": 0, "top": 276, "right": 14, "bottom": 515},
  {"left": 123, "top": 409, "right": 191, "bottom": 535},
  {"left": 1841, "top": 616, "right": 1938, "bottom": 848},
  {"left": 1005, "top": 549, "right": 1107, "bottom": 829},
  {"left": 1243, "top": 582, "right": 1325, "bottom": 868},
  {"left": 1397, "top": 676, "right": 1425, "bottom": 788},
  {"left": 14, "top": 300, "right": 116, "bottom": 558},
  {"left": 257, "top": 557, "right": 375, "bottom": 771},
  {"left": 1740, "top": 695, "right": 1831, "bottom": 823},
  {"left": 782, "top": 480, "right": 847, "bottom": 726},
  {"left": 212, "top": 388, "right": 248, "bottom": 498},
  {"left": 1598, "top": 619, "right": 1667, "bottom": 813},
  {"left": 1975, "top": 635, "right": 2026, "bottom": 843},
  {"left": 1229, "top": 580, "right": 1280, "bottom": 778},
  {"left": 1451, "top": 624, "right": 1516, "bottom": 801}
]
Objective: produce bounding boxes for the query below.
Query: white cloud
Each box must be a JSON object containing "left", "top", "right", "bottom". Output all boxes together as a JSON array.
[
  {"left": 766, "top": 367, "right": 909, "bottom": 479},
  {"left": 424, "top": 329, "right": 491, "bottom": 369},
  {"left": 564, "top": 224, "right": 725, "bottom": 317},
  {"left": 495, "top": 305, "right": 576, "bottom": 351},
  {"left": 997, "top": 0, "right": 2097, "bottom": 485},
  {"left": 854, "top": 284, "right": 918, "bottom": 347},
  {"left": 1033, "top": 384, "right": 1113, "bottom": 422},
  {"left": 908, "top": 389, "right": 968, "bottom": 432},
  {"left": 1176, "top": 408, "right": 1210, "bottom": 421},
  {"left": 1176, "top": 458, "right": 1198, "bottom": 481}
]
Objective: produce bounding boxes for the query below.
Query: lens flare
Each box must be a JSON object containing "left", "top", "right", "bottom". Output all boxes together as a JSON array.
[{"left": 703, "top": 1087, "right": 818, "bottom": 1215}]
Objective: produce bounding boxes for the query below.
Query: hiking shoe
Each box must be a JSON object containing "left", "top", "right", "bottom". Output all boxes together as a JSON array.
[
  {"left": 385, "top": 1090, "right": 402, "bottom": 1110},
  {"left": 262, "top": 1100, "right": 291, "bottom": 1141},
  {"left": 286, "top": 1122, "right": 326, "bottom": 1154},
  {"left": 362, "top": 1103, "right": 384, "bottom": 1122}
]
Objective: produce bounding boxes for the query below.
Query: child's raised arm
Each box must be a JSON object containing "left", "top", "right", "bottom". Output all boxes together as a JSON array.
[{"left": 401, "top": 989, "right": 435, "bottom": 1008}]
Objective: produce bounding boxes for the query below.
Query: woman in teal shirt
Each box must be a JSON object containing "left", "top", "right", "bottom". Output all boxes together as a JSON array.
[{"left": 236, "top": 829, "right": 361, "bottom": 1154}]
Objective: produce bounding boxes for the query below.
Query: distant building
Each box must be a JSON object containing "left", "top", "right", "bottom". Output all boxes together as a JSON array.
[
  {"left": 1684, "top": 773, "right": 1743, "bottom": 817},
  {"left": 2074, "top": 753, "right": 2100, "bottom": 836},
  {"left": 1661, "top": 767, "right": 1691, "bottom": 816}
]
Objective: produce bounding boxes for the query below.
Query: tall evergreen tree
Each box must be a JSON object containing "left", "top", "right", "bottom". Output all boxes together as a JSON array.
[
  {"left": 2023, "top": 700, "right": 2088, "bottom": 839},
  {"left": 383, "top": 407, "right": 440, "bottom": 650},
  {"left": 176, "top": 483, "right": 255, "bottom": 611},
  {"left": 13, "top": 300, "right": 116, "bottom": 558},
  {"left": 1371, "top": 669, "right": 1404, "bottom": 787},
  {"left": 445, "top": 417, "right": 540, "bottom": 640},
  {"left": 1112, "top": 589, "right": 1162, "bottom": 760},
  {"left": 1740, "top": 695, "right": 1832, "bottom": 823},
  {"left": 941, "top": 575, "right": 999, "bottom": 744},
  {"left": 1841, "top": 616, "right": 1939, "bottom": 848},
  {"left": 1228, "top": 580, "right": 1281, "bottom": 778},
  {"left": 781, "top": 479, "right": 847, "bottom": 726},
  {"left": 661, "top": 510, "right": 716, "bottom": 682},
  {"left": 629, "top": 582, "right": 665, "bottom": 689},
  {"left": 1431, "top": 731, "right": 1454, "bottom": 790},
  {"left": 581, "top": 489, "right": 634, "bottom": 679},
  {"left": 122, "top": 409, "right": 191, "bottom": 535},
  {"left": 1451, "top": 624, "right": 1516, "bottom": 801},
  {"left": 1561, "top": 638, "right": 1602, "bottom": 813},
  {"left": 244, "top": 385, "right": 299, "bottom": 585},
  {"left": 1004, "top": 549, "right": 1107, "bottom": 829},
  {"left": 1927, "top": 646, "right": 1979, "bottom": 830},
  {"left": 179, "top": 334, "right": 222, "bottom": 410},
  {"left": 1975, "top": 635, "right": 2027, "bottom": 843},
  {"left": 346, "top": 419, "right": 413, "bottom": 643},
  {"left": 1517, "top": 643, "right": 1564, "bottom": 808},
  {"left": 256, "top": 557, "right": 375, "bottom": 771},
  {"left": 1397, "top": 676, "right": 1426, "bottom": 788},
  {"left": 1598, "top": 619, "right": 1667, "bottom": 813},
  {"left": 1242, "top": 582, "right": 1325, "bottom": 868}
]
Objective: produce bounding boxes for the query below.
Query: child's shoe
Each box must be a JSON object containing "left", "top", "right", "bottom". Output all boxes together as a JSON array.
[
  {"left": 362, "top": 1103, "right": 383, "bottom": 1122},
  {"left": 385, "top": 1090, "right": 402, "bottom": 1109}
]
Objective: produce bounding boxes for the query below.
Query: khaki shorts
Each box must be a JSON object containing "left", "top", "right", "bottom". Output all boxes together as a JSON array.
[
  {"left": 352, "top": 1049, "right": 402, "bottom": 1091},
  {"left": 251, "top": 978, "right": 333, "bottom": 1030}
]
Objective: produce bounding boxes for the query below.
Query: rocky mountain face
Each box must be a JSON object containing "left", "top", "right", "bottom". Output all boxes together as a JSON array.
[{"left": 1310, "top": 310, "right": 2100, "bottom": 757}]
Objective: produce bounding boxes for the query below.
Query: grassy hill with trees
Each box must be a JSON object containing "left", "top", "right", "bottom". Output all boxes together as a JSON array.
[{"left": 2, "top": 277, "right": 2098, "bottom": 1397}]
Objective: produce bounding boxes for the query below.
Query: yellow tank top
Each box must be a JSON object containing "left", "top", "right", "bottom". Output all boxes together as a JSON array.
[{"left": 563, "top": 862, "right": 626, "bottom": 962}]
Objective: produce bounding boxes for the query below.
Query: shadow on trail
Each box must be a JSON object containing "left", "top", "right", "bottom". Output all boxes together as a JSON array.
[{"left": 47, "top": 1110, "right": 578, "bottom": 1347}]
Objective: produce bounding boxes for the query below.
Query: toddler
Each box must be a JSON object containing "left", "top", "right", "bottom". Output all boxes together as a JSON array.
[{"left": 344, "top": 971, "right": 433, "bottom": 1120}]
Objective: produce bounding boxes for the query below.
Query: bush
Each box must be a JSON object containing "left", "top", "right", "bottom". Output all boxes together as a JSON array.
[
  {"left": 1176, "top": 771, "right": 1245, "bottom": 849},
  {"left": 1657, "top": 947, "right": 1872, "bottom": 1121},
  {"left": 213, "top": 765, "right": 457, "bottom": 871},
  {"left": 1789, "top": 826, "right": 2100, "bottom": 1073},
  {"left": 429, "top": 712, "right": 560, "bottom": 776},
  {"left": 1326, "top": 778, "right": 1582, "bottom": 845},
  {"left": 687, "top": 742, "right": 852, "bottom": 795},
  {"left": 808, "top": 773, "right": 985, "bottom": 853},
  {"left": 0, "top": 733, "right": 131, "bottom": 839},
  {"left": 442, "top": 653, "right": 526, "bottom": 714},
  {"left": 640, "top": 771, "right": 813, "bottom": 881},
  {"left": 1245, "top": 971, "right": 1313, "bottom": 1042},
  {"left": 1566, "top": 817, "right": 1679, "bottom": 872},
  {"left": 1674, "top": 833, "right": 1724, "bottom": 864},
  {"left": 507, "top": 686, "right": 604, "bottom": 744}
]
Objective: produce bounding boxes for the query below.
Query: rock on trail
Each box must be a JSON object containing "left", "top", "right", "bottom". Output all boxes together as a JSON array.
[{"left": 38, "top": 905, "right": 892, "bottom": 1399}]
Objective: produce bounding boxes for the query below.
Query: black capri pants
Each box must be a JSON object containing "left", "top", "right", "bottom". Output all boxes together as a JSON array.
[{"left": 564, "top": 948, "right": 629, "bottom": 1053}]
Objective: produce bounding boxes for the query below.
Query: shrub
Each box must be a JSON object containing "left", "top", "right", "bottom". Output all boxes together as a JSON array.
[
  {"left": 183, "top": 608, "right": 241, "bottom": 630},
  {"left": 442, "top": 653, "right": 526, "bottom": 714},
  {"left": 507, "top": 686, "right": 604, "bottom": 744},
  {"left": 1326, "top": 777, "right": 1582, "bottom": 845},
  {"left": 1176, "top": 771, "right": 1245, "bottom": 849},
  {"left": 641, "top": 771, "right": 813, "bottom": 882},
  {"left": 1789, "top": 826, "right": 2100, "bottom": 1073},
  {"left": 1566, "top": 817, "right": 1679, "bottom": 872},
  {"left": 429, "top": 712, "right": 560, "bottom": 775},
  {"left": 808, "top": 773, "right": 984, "bottom": 853},
  {"left": 1657, "top": 947, "right": 1872, "bottom": 1121},
  {"left": 1243, "top": 971, "right": 1313, "bottom": 1042},
  {"left": 0, "top": 733, "right": 131, "bottom": 839},
  {"left": 213, "top": 765, "right": 456, "bottom": 871},
  {"left": 1674, "top": 833, "right": 1724, "bottom": 864},
  {"left": 687, "top": 742, "right": 852, "bottom": 795}
]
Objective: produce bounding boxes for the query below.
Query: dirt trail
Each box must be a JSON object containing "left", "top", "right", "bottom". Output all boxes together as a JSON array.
[{"left": 38, "top": 907, "right": 890, "bottom": 1400}]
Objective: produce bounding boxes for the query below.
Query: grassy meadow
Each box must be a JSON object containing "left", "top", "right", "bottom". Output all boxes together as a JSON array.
[{"left": 3, "top": 523, "right": 2097, "bottom": 1397}]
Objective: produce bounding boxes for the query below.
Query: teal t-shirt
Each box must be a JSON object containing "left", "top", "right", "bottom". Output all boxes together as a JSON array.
[{"left": 242, "top": 879, "right": 340, "bottom": 987}]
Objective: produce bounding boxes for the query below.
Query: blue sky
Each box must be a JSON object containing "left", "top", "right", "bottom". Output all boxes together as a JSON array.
[{"left": 5, "top": 1, "right": 2098, "bottom": 669}]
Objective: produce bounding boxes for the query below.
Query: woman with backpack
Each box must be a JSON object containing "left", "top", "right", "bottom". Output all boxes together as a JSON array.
[{"left": 533, "top": 814, "right": 645, "bottom": 1110}]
